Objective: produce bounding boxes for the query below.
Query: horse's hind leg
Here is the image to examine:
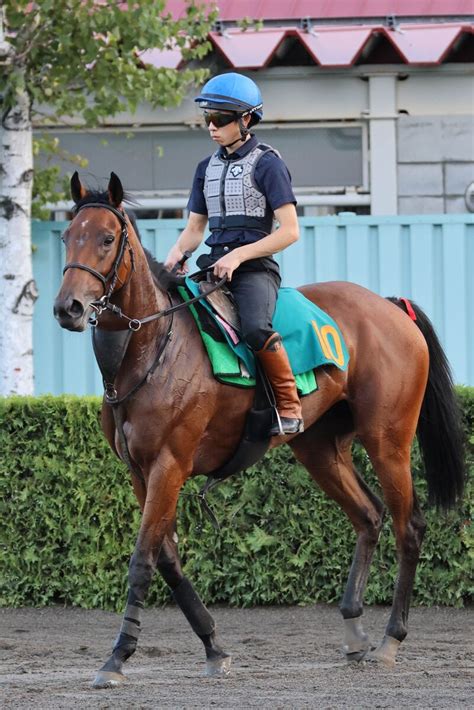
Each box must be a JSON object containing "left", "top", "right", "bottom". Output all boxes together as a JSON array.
[
  {"left": 156, "top": 523, "right": 231, "bottom": 677},
  {"left": 361, "top": 437, "right": 427, "bottom": 667},
  {"left": 290, "top": 409, "right": 385, "bottom": 662},
  {"left": 339, "top": 468, "right": 386, "bottom": 660}
]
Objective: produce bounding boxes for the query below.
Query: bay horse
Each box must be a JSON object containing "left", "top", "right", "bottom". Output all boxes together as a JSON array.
[{"left": 54, "top": 172, "right": 465, "bottom": 689}]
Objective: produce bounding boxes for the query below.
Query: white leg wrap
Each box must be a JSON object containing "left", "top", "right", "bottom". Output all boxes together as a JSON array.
[
  {"left": 343, "top": 617, "right": 369, "bottom": 654},
  {"left": 117, "top": 603, "right": 142, "bottom": 640}
]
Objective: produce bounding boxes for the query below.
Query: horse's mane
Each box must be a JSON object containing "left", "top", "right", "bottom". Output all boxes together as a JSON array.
[
  {"left": 74, "top": 190, "right": 184, "bottom": 292},
  {"left": 143, "top": 249, "right": 185, "bottom": 292}
]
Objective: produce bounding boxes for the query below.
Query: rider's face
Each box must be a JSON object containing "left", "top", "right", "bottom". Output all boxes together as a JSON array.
[
  {"left": 205, "top": 110, "right": 251, "bottom": 147},
  {"left": 206, "top": 110, "right": 239, "bottom": 143}
]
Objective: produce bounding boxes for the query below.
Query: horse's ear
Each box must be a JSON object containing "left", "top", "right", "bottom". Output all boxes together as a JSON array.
[
  {"left": 108, "top": 172, "right": 124, "bottom": 208},
  {"left": 71, "top": 171, "right": 86, "bottom": 204}
]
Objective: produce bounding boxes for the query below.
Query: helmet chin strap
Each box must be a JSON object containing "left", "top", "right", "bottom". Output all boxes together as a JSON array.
[{"left": 223, "top": 116, "right": 250, "bottom": 150}]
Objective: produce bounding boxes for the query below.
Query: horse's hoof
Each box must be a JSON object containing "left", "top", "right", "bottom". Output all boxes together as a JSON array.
[
  {"left": 366, "top": 650, "right": 396, "bottom": 667},
  {"left": 205, "top": 654, "right": 231, "bottom": 677},
  {"left": 345, "top": 648, "right": 369, "bottom": 663},
  {"left": 92, "top": 670, "right": 127, "bottom": 689},
  {"left": 366, "top": 636, "right": 400, "bottom": 668}
]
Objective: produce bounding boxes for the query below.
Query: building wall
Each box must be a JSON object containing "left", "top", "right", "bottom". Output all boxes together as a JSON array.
[
  {"left": 397, "top": 115, "right": 474, "bottom": 214},
  {"left": 37, "top": 65, "right": 474, "bottom": 216},
  {"left": 59, "top": 66, "right": 470, "bottom": 125}
]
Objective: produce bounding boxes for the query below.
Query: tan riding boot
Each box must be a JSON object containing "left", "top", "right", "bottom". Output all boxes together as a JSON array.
[{"left": 256, "top": 333, "right": 304, "bottom": 436}]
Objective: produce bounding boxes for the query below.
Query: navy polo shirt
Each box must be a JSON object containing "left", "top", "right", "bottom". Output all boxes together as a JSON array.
[{"left": 187, "top": 133, "right": 297, "bottom": 248}]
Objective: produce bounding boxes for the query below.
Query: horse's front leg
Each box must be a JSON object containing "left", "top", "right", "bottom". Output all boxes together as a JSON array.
[
  {"left": 92, "top": 457, "right": 184, "bottom": 689},
  {"left": 157, "top": 523, "right": 231, "bottom": 677}
]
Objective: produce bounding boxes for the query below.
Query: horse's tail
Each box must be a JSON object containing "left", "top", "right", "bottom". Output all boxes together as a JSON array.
[{"left": 387, "top": 297, "right": 465, "bottom": 509}]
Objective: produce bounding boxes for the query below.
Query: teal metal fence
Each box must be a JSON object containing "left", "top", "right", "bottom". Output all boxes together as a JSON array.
[{"left": 32, "top": 214, "right": 474, "bottom": 393}]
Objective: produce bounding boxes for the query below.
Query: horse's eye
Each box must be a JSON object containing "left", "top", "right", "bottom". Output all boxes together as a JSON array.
[{"left": 104, "top": 236, "right": 115, "bottom": 246}]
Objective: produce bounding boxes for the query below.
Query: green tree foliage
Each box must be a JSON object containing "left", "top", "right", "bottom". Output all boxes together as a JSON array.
[
  {"left": 1, "top": 391, "right": 472, "bottom": 610},
  {"left": 31, "top": 136, "right": 88, "bottom": 219},
  {"left": 1, "top": 0, "right": 216, "bottom": 206}
]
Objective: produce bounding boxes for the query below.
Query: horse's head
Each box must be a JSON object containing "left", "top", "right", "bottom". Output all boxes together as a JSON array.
[{"left": 54, "top": 172, "right": 134, "bottom": 331}]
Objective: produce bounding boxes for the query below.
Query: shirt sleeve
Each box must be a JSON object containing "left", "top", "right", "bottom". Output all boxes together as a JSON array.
[
  {"left": 186, "top": 158, "right": 209, "bottom": 215},
  {"left": 254, "top": 152, "right": 297, "bottom": 211}
]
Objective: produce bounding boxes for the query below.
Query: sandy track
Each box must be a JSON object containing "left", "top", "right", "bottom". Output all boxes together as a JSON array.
[{"left": 1, "top": 605, "right": 472, "bottom": 709}]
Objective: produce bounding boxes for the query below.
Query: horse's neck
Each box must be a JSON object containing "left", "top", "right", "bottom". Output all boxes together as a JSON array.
[
  {"left": 101, "top": 248, "right": 168, "bottom": 387},
  {"left": 119, "top": 251, "right": 165, "bottom": 324}
]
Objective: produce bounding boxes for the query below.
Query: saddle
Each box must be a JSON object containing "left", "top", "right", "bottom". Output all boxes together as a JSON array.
[{"left": 195, "top": 272, "right": 241, "bottom": 335}]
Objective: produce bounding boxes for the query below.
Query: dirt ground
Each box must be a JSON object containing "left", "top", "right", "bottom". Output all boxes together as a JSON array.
[{"left": 0, "top": 604, "right": 472, "bottom": 709}]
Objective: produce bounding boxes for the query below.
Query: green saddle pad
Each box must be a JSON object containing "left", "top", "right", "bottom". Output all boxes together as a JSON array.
[{"left": 180, "top": 279, "right": 349, "bottom": 395}]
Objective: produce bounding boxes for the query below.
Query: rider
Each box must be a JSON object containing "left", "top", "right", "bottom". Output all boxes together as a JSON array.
[{"left": 165, "top": 72, "right": 303, "bottom": 436}]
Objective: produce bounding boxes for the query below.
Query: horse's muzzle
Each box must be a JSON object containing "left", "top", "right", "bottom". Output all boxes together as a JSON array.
[{"left": 53, "top": 296, "right": 88, "bottom": 331}]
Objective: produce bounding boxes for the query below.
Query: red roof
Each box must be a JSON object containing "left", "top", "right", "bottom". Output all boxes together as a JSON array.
[
  {"left": 295, "top": 27, "right": 374, "bottom": 66},
  {"left": 383, "top": 23, "right": 472, "bottom": 63},
  {"left": 144, "top": 23, "right": 473, "bottom": 69},
  {"left": 165, "top": 0, "right": 474, "bottom": 20},
  {"left": 137, "top": 48, "right": 185, "bottom": 70}
]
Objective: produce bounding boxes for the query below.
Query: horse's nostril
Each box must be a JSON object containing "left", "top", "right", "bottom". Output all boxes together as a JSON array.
[
  {"left": 70, "top": 299, "right": 84, "bottom": 317},
  {"left": 53, "top": 297, "right": 84, "bottom": 321}
]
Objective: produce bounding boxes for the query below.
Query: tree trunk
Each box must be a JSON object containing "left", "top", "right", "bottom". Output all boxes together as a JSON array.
[{"left": 0, "top": 85, "right": 37, "bottom": 395}]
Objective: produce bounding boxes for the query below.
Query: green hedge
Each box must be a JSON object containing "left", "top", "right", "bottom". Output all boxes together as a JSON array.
[{"left": 1, "top": 391, "right": 472, "bottom": 610}]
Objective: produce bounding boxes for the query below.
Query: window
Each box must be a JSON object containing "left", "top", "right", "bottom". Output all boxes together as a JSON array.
[{"left": 40, "top": 123, "right": 368, "bottom": 216}]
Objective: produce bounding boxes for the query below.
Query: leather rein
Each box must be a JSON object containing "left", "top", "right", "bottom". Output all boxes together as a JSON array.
[
  {"left": 63, "top": 202, "right": 248, "bottom": 518},
  {"left": 62, "top": 201, "right": 227, "bottom": 489},
  {"left": 65, "top": 202, "right": 226, "bottom": 333},
  {"left": 64, "top": 202, "right": 226, "bottom": 404}
]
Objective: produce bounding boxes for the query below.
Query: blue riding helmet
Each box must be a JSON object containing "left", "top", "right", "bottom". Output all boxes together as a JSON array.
[{"left": 194, "top": 72, "right": 263, "bottom": 122}]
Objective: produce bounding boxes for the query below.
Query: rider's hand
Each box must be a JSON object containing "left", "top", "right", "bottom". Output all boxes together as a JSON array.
[
  {"left": 164, "top": 245, "right": 189, "bottom": 274},
  {"left": 213, "top": 251, "right": 242, "bottom": 282}
]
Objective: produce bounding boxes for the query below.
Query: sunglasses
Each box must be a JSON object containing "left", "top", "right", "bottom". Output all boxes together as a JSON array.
[{"left": 203, "top": 111, "right": 238, "bottom": 128}]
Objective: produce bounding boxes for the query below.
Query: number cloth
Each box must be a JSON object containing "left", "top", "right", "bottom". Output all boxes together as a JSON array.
[{"left": 181, "top": 280, "right": 349, "bottom": 391}]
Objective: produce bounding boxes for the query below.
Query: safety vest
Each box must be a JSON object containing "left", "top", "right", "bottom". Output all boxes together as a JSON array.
[{"left": 204, "top": 143, "right": 278, "bottom": 234}]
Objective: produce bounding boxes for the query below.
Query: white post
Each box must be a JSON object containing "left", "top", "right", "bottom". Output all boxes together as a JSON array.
[
  {"left": 0, "top": 68, "right": 36, "bottom": 395},
  {"left": 368, "top": 75, "right": 398, "bottom": 215}
]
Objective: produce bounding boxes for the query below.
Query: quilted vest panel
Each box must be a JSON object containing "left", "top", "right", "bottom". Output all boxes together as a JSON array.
[{"left": 204, "top": 143, "right": 278, "bottom": 234}]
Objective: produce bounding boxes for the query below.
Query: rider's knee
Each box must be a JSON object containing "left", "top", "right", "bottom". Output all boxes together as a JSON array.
[{"left": 243, "top": 327, "right": 274, "bottom": 351}]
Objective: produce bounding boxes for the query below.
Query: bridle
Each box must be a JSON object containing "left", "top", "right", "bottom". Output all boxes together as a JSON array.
[
  {"left": 63, "top": 201, "right": 227, "bottom": 331},
  {"left": 63, "top": 202, "right": 134, "bottom": 304},
  {"left": 62, "top": 199, "right": 227, "bottom": 482}
]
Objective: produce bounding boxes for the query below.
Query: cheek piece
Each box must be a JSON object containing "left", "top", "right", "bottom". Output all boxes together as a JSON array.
[{"left": 223, "top": 114, "right": 251, "bottom": 150}]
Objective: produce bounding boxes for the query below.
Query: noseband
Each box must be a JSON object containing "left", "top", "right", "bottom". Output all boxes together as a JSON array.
[{"left": 63, "top": 202, "right": 133, "bottom": 299}]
